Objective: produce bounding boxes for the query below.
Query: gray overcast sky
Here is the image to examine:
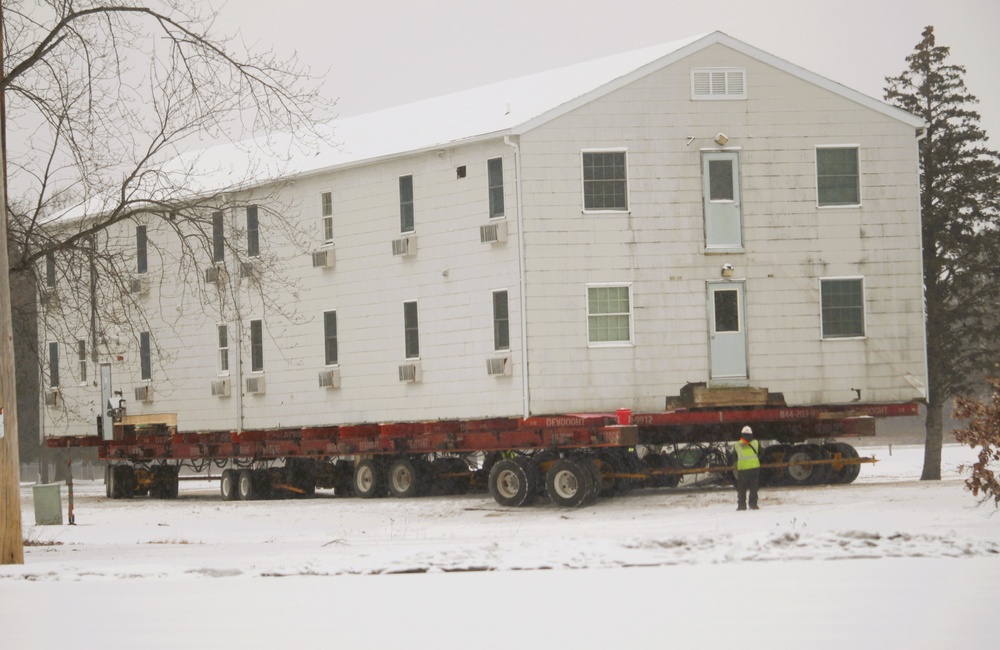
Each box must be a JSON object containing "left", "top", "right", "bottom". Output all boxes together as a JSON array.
[{"left": 214, "top": 0, "right": 1000, "bottom": 139}]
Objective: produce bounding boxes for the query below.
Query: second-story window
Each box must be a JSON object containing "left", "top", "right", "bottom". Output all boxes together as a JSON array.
[
  {"left": 212, "top": 211, "right": 225, "bottom": 263},
  {"left": 816, "top": 146, "right": 860, "bottom": 206},
  {"left": 136, "top": 225, "right": 148, "bottom": 273},
  {"left": 488, "top": 158, "right": 504, "bottom": 218},
  {"left": 582, "top": 151, "right": 628, "bottom": 211},
  {"left": 321, "top": 191, "right": 333, "bottom": 243},
  {"left": 250, "top": 319, "right": 264, "bottom": 372},
  {"left": 246, "top": 206, "right": 259, "bottom": 257},
  {"left": 399, "top": 175, "right": 414, "bottom": 233}
]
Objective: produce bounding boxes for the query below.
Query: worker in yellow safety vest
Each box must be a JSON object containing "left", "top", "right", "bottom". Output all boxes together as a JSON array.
[{"left": 733, "top": 425, "right": 761, "bottom": 511}]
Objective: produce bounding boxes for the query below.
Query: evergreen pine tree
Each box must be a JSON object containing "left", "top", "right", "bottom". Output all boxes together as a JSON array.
[{"left": 885, "top": 26, "right": 1000, "bottom": 480}]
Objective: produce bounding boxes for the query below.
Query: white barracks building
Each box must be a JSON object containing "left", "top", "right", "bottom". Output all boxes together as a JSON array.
[{"left": 41, "top": 32, "right": 928, "bottom": 438}]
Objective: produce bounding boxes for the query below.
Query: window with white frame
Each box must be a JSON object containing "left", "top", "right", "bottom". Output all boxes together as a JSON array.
[
  {"left": 212, "top": 211, "right": 225, "bottom": 263},
  {"left": 820, "top": 278, "right": 865, "bottom": 338},
  {"left": 218, "top": 325, "right": 229, "bottom": 373},
  {"left": 487, "top": 158, "right": 505, "bottom": 218},
  {"left": 582, "top": 151, "right": 628, "bottom": 211},
  {"left": 324, "top": 310, "right": 338, "bottom": 365},
  {"left": 139, "top": 332, "right": 151, "bottom": 380},
  {"left": 77, "top": 339, "right": 87, "bottom": 383},
  {"left": 816, "top": 146, "right": 860, "bottom": 206},
  {"left": 493, "top": 290, "right": 509, "bottom": 351},
  {"left": 691, "top": 68, "right": 747, "bottom": 100},
  {"left": 320, "top": 191, "right": 333, "bottom": 242},
  {"left": 48, "top": 341, "right": 59, "bottom": 387},
  {"left": 136, "top": 225, "right": 148, "bottom": 273},
  {"left": 399, "top": 175, "right": 414, "bottom": 233},
  {"left": 250, "top": 319, "right": 264, "bottom": 372},
  {"left": 587, "top": 285, "right": 633, "bottom": 344},
  {"left": 246, "top": 205, "right": 260, "bottom": 257},
  {"left": 403, "top": 301, "right": 419, "bottom": 359}
]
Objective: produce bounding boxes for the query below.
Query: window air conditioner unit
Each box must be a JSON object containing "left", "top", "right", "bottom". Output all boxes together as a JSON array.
[
  {"left": 40, "top": 288, "right": 60, "bottom": 308},
  {"left": 204, "top": 266, "right": 221, "bottom": 284},
  {"left": 210, "top": 378, "right": 231, "bottom": 397},
  {"left": 246, "top": 375, "right": 266, "bottom": 395},
  {"left": 134, "top": 384, "right": 152, "bottom": 403},
  {"left": 129, "top": 277, "right": 150, "bottom": 295},
  {"left": 480, "top": 221, "right": 508, "bottom": 244},
  {"left": 318, "top": 368, "right": 341, "bottom": 389},
  {"left": 398, "top": 361, "right": 421, "bottom": 383},
  {"left": 239, "top": 261, "right": 260, "bottom": 279},
  {"left": 312, "top": 249, "right": 335, "bottom": 268},
  {"left": 44, "top": 389, "right": 60, "bottom": 407},
  {"left": 392, "top": 236, "right": 416, "bottom": 257},
  {"left": 486, "top": 356, "right": 513, "bottom": 376}
]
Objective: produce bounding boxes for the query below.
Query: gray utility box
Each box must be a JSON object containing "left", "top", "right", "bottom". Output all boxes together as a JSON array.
[{"left": 33, "top": 483, "right": 64, "bottom": 526}]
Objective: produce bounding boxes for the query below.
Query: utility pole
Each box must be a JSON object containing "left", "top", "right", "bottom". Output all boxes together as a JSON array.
[{"left": 0, "top": 6, "right": 25, "bottom": 565}]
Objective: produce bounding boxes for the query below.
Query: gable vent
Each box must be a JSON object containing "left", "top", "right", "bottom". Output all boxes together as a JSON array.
[{"left": 691, "top": 68, "right": 746, "bottom": 100}]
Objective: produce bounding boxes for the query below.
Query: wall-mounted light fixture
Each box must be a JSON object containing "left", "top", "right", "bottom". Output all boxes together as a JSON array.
[
  {"left": 714, "top": 132, "right": 729, "bottom": 146},
  {"left": 721, "top": 263, "right": 734, "bottom": 278}
]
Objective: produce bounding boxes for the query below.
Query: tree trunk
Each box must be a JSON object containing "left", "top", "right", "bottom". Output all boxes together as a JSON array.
[{"left": 921, "top": 396, "right": 944, "bottom": 480}]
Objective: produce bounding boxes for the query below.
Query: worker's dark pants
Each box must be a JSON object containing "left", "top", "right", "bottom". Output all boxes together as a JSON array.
[{"left": 736, "top": 467, "right": 760, "bottom": 510}]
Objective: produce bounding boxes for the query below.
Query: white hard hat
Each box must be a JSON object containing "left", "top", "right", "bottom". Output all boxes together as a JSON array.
[{"left": 741, "top": 426, "right": 752, "bottom": 435}]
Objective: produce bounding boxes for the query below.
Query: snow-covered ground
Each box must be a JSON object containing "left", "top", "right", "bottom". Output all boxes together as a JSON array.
[{"left": 2, "top": 443, "right": 997, "bottom": 649}]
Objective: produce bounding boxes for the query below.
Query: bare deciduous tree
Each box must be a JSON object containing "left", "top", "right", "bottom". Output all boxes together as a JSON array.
[{"left": 1, "top": 0, "right": 334, "bottom": 564}]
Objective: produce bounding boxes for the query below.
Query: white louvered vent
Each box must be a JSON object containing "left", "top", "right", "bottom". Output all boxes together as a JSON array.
[
  {"left": 246, "top": 376, "right": 266, "bottom": 395},
  {"left": 398, "top": 362, "right": 421, "bottom": 383},
  {"left": 318, "top": 368, "right": 341, "bottom": 389},
  {"left": 134, "top": 385, "right": 152, "bottom": 403},
  {"left": 479, "top": 221, "right": 508, "bottom": 244},
  {"left": 691, "top": 68, "right": 746, "bottom": 100},
  {"left": 312, "top": 249, "right": 335, "bottom": 268},
  {"left": 211, "top": 379, "right": 231, "bottom": 397},
  {"left": 392, "top": 236, "right": 416, "bottom": 256},
  {"left": 486, "top": 356, "right": 512, "bottom": 376}
]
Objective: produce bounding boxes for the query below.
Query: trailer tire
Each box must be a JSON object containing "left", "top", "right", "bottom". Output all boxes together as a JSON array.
[
  {"left": 110, "top": 465, "right": 135, "bottom": 499},
  {"left": 760, "top": 445, "right": 789, "bottom": 486},
  {"left": 488, "top": 458, "right": 536, "bottom": 507},
  {"left": 105, "top": 465, "right": 112, "bottom": 498},
  {"left": 546, "top": 458, "right": 595, "bottom": 508},
  {"left": 354, "top": 459, "right": 387, "bottom": 499},
  {"left": 824, "top": 442, "right": 861, "bottom": 484},
  {"left": 596, "top": 451, "right": 624, "bottom": 497},
  {"left": 388, "top": 458, "right": 425, "bottom": 498},
  {"left": 783, "top": 444, "right": 827, "bottom": 486},
  {"left": 220, "top": 469, "right": 238, "bottom": 501},
  {"left": 237, "top": 469, "right": 256, "bottom": 500}
]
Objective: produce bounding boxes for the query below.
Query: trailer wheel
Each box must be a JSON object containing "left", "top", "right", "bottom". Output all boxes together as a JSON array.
[
  {"left": 824, "top": 442, "right": 861, "bottom": 484},
  {"left": 760, "top": 445, "right": 789, "bottom": 486},
  {"left": 105, "top": 465, "right": 112, "bottom": 498},
  {"left": 546, "top": 458, "right": 595, "bottom": 508},
  {"left": 220, "top": 469, "right": 238, "bottom": 501},
  {"left": 488, "top": 458, "right": 536, "bottom": 507},
  {"left": 110, "top": 466, "right": 135, "bottom": 499},
  {"left": 237, "top": 469, "right": 256, "bottom": 500},
  {"left": 388, "top": 458, "right": 425, "bottom": 498},
  {"left": 354, "top": 459, "right": 387, "bottom": 499},
  {"left": 783, "top": 444, "right": 827, "bottom": 486},
  {"left": 596, "top": 451, "right": 624, "bottom": 497}
]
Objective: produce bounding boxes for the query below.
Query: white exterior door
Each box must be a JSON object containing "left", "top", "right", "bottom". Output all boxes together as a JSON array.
[
  {"left": 702, "top": 152, "right": 742, "bottom": 249},
  {"left": 708, "top": 282, "right": 748, "bottom": 382}
]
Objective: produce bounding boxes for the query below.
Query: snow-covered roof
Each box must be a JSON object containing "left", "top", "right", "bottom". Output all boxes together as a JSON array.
[
  {"left": 66, "top": 31, "right": 923, "bottom": 216},
  {"left": 182, "top": 30, "right": 922, "bottom": 193}
]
